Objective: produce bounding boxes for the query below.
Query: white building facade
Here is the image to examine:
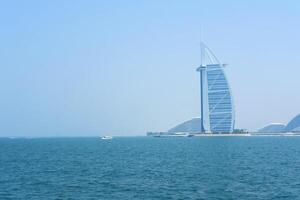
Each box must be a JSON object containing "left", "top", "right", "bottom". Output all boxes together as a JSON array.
[{"left": 197, "top": 43, "right": 235, "bottom": 133}]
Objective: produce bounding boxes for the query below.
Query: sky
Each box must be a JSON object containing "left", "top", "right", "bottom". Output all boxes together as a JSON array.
[{"left": 1, "top": 0, "right": 300, "bottom": 137}]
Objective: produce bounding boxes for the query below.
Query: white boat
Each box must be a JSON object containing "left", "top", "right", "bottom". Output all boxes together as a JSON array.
[{"left": 101, "top": 136, "right": 113, "bottom": 140}]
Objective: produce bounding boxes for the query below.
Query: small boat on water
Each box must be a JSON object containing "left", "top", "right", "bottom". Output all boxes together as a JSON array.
[{"left": 101, "top": 136, "right": 113, "bottom": 140}]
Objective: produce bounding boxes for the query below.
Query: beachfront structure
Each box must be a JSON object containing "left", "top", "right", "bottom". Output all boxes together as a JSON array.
[
  {"left": 168, "top": 117, "right": 202, "bottom": 134},
  {"left": 197, "top": 43, "right": 235, "bottom": 133},
  {"left": 258, "top": 123, "right": 286, "bottom": 133},
  {"left": 285, "top": 114, "right": 300, "bottom": 132}
]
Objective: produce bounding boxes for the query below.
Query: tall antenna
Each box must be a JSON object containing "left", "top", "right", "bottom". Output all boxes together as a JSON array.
[
  {"left": 199, "top": 25, "right": 206, "bottom": 133},
  {"left": 200, "top": 25, "right": 203, "bottom": 66}
]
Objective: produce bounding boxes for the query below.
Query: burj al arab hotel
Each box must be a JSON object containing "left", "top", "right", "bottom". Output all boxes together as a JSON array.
[{"left": 197, "top": 43, "right": 235, "bottom": 133}]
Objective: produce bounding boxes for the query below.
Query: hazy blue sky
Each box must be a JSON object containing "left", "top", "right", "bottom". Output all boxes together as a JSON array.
[{"left": 1, "top": 1, "right": 300, "bottom": 137}]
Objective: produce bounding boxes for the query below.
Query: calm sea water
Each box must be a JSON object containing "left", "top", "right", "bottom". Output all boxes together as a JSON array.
[{"left": 1, "top": 136, "right": 300, "bottom": 200}]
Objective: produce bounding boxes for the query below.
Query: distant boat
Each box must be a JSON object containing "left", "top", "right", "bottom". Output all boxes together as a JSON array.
[{"left": 101, "top": 136, "right": 113, "bottom": 140}]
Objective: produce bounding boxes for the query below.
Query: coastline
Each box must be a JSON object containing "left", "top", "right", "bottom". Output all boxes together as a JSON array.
[{"left": 148, "top": 132, "right": 300, "bottom": 137}]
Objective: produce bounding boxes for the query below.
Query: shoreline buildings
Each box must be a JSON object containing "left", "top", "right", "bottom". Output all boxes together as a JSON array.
[
  {"left": 147, "top": 43, "right": 236, "bottom": 136},
  {"left": 258, "top": 114, "right": 300, "bottom": 133},
  {"left": 147, "top": 43, "right": 300, "bottom": 136}
]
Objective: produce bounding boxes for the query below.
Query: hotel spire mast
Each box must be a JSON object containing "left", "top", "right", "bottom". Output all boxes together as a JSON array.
[{"left": 198, "top": 43, "right": 206, "bottom": 133}]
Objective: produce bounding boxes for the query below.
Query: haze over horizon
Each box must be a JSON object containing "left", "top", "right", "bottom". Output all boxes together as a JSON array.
[{"left": 1, "top": 1, "right": 300, "bottom": 137}]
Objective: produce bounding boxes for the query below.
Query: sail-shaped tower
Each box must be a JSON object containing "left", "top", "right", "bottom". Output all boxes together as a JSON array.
[{"left": 197, "top": 43, "right": 235, "bottom": 133}]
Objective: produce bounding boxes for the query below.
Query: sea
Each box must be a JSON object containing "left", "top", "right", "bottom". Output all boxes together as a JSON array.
[{"left": 1, "top": 136, "right": 300, "bottom": 200}]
